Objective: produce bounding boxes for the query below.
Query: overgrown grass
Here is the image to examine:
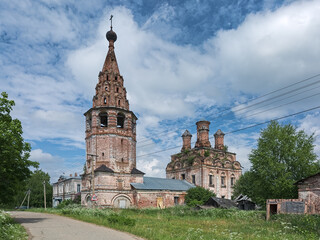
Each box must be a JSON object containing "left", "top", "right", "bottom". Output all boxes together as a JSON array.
[
  {"left": 31, "top": 205, "right": 319, "bottom": 240},
  {"left": 0, "top": 210, "right": 28, "bottom": 240}
]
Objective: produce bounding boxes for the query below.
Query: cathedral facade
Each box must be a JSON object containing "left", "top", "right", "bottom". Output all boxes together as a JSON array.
[
  {"left": 166, "top": 121, "right": 242, "bottom": 199},
  {"left": 81, "top": 23, "right": 193, "bottom": 208}
]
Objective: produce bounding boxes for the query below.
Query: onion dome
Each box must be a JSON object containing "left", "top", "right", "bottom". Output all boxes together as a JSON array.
[
  {"left": 106, "top": 28, "right": 117, "bottom": 42},
  {"left": 214, "top": 129, "right": 225, "bottom": 136}
]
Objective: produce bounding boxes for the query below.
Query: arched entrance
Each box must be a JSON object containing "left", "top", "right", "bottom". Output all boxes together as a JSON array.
[{"left": 112, "top": 195, "right": 131, "bottom": 208}]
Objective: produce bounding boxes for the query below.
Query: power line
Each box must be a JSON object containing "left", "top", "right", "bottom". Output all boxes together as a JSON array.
[
  {"left": 240, "top": 92, "right": 320, "bottom": 119},
  {"left": 137, "top": 88, "right": 320, "bottom": 149},
  {"left": 136, "top": 104, "right": 320, "bottom": 159},
  {"left": 137, "top": 73, "right": 320, "bottom": 145}
]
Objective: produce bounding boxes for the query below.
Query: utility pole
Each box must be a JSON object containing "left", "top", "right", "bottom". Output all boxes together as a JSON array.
[
  {"left": 27, "top": 190, "right": 30, "bottom": 209},
  {"left": 43, "top": 180, "right": 46, "bottom": 210}
]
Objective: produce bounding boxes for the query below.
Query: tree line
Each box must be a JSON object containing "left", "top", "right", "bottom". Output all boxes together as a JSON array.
[{"left": 0, "top": 92, "right": 52, "bottom": 208}]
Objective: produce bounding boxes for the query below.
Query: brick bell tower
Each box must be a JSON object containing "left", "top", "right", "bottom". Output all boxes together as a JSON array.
[{"left": 83, "top": 21, "right": 137, "bottom": 174}]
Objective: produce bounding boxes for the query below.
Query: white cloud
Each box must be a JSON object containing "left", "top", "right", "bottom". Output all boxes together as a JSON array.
[
  {"left": 137, "top": 158, "right": 162, "bottom": 177},
  {"left": 30, "top": 149, "right": 83, "bottom": 182},
  {"left": 2, "top": 0, "right": 320, "bottom": 178},
  {"left": 298, "top": 112, "right": 320, "bottom": 157}
]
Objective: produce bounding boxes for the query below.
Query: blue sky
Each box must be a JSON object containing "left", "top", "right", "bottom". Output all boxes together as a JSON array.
[{"left": 1, "top": 0, "right": 320, "bottom": 182}]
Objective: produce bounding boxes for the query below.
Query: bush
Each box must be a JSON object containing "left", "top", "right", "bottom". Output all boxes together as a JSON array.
[
  {"left": 56, "top": 199, "right": 73, "bottom": 209},
  {"left": 185, "top": 186, "right": 215, "bottom": 206}
]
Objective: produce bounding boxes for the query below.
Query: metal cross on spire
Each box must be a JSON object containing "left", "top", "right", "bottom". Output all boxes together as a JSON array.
[{"left": 110, "top": 15, "right": 113, "bottom": 29}]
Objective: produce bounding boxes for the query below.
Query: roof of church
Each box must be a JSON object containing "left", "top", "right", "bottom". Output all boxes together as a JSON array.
[
  {"left": 131, "top": 177, "right": 195, "bottom": 191},
  {"left": 131, "top": 167, "right": 145, "bottom": 175},
  {"left": 214, "top": 129, "right": 225, "bottom": 136},
  {"left": 94, "top": 164, "right": 114, "bottom": 173},
  {"left": 182, "top": 130, "right": 192, "bottom": 137}
]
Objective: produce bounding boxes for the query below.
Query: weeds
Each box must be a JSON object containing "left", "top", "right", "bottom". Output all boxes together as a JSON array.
[
  {"left": 0, "top": 210, "right": 28, "bottom": 240},
  {"left": 30, "top": 205, "right": 319, "bottom": 240}
]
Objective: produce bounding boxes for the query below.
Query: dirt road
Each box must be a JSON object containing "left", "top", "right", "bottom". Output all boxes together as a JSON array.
[{"left": 10, "top": 211, "right": 144, "bottom": 240}]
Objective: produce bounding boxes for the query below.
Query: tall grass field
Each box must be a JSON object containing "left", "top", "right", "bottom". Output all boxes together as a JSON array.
[{"left": 30, "top": 205, "right": 320, "bottom": 240}]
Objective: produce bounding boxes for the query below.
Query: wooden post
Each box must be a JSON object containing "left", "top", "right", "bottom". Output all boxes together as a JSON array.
[
  {"left": 43, "top": 181, "right": 46, "bottom": 210},
  {"left": 27, "top": 190, "right": 30, "bottom": 209}
]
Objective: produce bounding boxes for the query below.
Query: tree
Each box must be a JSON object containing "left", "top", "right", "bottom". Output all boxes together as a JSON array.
[
  {"left": 185, "top": 186, "right": 215, "bottom": 206},
  {"left": 20, "top": 170, "right": 53, "bottom": 208},
  {"left": 0, "top": 92, "right": 39, "bottom": 206},
  {"left": 234, "top": 121, "right": 320, "bottom": 207}
]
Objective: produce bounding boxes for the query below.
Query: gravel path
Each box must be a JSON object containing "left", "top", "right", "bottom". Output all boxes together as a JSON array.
[{"left": 9, "top": 211, "right": 144, "bottom": 240}]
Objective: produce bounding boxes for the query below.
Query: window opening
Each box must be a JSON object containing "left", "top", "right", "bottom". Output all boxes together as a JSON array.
[
  {"left": 115, "top": 76, "right": 118, "bottom": 81},
  {"left": 231, "top": 177, "right": 235, "bottom": 186},
  {"left": 221, "top": 195, "right": 225, "bottom": 199},
  {"left": 104, "top": 97, "right": 107, "bottom": 104},
  {"left": 117, "top": 113, "right": 125, "bottom": 128},
  {"left": 181, "top": 174, "right": 185, "bottom": 180},
  {"left": 100, "top": 113, "right": 108, "bottom": 127},
  {"left": 174, "top": 197, "right": 179, "bottom": 205},
  {"left": 105, "top": 87, "right": 108, "bottom": 91},
  {"left": 118, "top": 100, "right": 120, "bottom": 106},
  {"left": 102, "top": 152, "right": 104, "bottom": 156},
  {"left": 209, "top": 175, "right": 213, "bottom": 186},
  {"left": 116, "top": 87, "right": 119, "bottom": 93},
  {"left": 77, "top": 184, "right": 80, "bottom": 193},
  {"left": 221, "top": 176, "right": 226, "bottom": 187},
  {"left": 192, "top": 175, "right": 196, "bottom": 184}
]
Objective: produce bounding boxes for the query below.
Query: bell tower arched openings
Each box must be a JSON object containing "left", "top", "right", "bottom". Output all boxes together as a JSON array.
[
  {"left": 100, "top": 112, "right": 108, "bottom": 127},
  {"left": 117, "top": 112, "right": 125, "bottom": 128}
]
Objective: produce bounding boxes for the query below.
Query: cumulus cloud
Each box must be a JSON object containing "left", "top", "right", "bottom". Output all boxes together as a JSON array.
[
  {"left": 30, "top": 149, "right": 83, "bottom": 182},
  {"left": 1, "top": 0, "right": 319, "bottom": 178}
]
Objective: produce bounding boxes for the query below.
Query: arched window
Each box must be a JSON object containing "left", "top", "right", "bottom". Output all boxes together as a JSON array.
[
  {"left": 104, "top": 97, "right": 107, "bottom": 104},
  {"left": 118, "top": 100, "right": 121, "bottom": 106},
  {"left": 100, "top": 113, "right": 108, "bottom": 127},
  {"left": 231, "top": 174, "right": 235, "bottom": 187},
  {"left": 117, "top": 113, "right": 125, "bottom": 128}
]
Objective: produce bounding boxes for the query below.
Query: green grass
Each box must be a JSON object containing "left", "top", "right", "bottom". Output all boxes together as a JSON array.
[
  {"left": 0, "top": 210, "right": 28, "bottom": 240},
  {"left": 30, "top": 205, "right": 319, "bottom": 240}
]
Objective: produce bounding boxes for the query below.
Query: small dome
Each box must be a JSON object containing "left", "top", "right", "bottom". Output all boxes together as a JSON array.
[
  {"left": 214, "top": 129, "right": 225, "bottom": 136},
  {"left": 106, "top": 29, "right": 117, "bottom": 42}
]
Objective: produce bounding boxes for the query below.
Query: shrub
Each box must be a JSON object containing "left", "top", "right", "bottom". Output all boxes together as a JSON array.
[
  {"left": 56, "top": 199, "right": 73, "bottom": 209},
  {"left": 185, "top": 186, "right": 215, "bottom": 206}
]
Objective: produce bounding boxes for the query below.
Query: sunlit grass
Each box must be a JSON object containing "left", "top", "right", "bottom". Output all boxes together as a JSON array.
[{"left": 30, "top": 205, "right": 319, "bottom": 240}]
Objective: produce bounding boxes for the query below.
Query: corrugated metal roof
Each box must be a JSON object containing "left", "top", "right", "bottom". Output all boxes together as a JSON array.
[{"left": 131, "top": 177, "right": 195, "bottom": 191}]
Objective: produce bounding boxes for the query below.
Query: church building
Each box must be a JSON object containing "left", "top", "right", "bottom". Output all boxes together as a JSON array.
[
  {"left": 80, "top": 21, "right": 194, "bottom": 208},
  {"left": 166, "top": 121, "right": 242, "bottom": 199}
]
